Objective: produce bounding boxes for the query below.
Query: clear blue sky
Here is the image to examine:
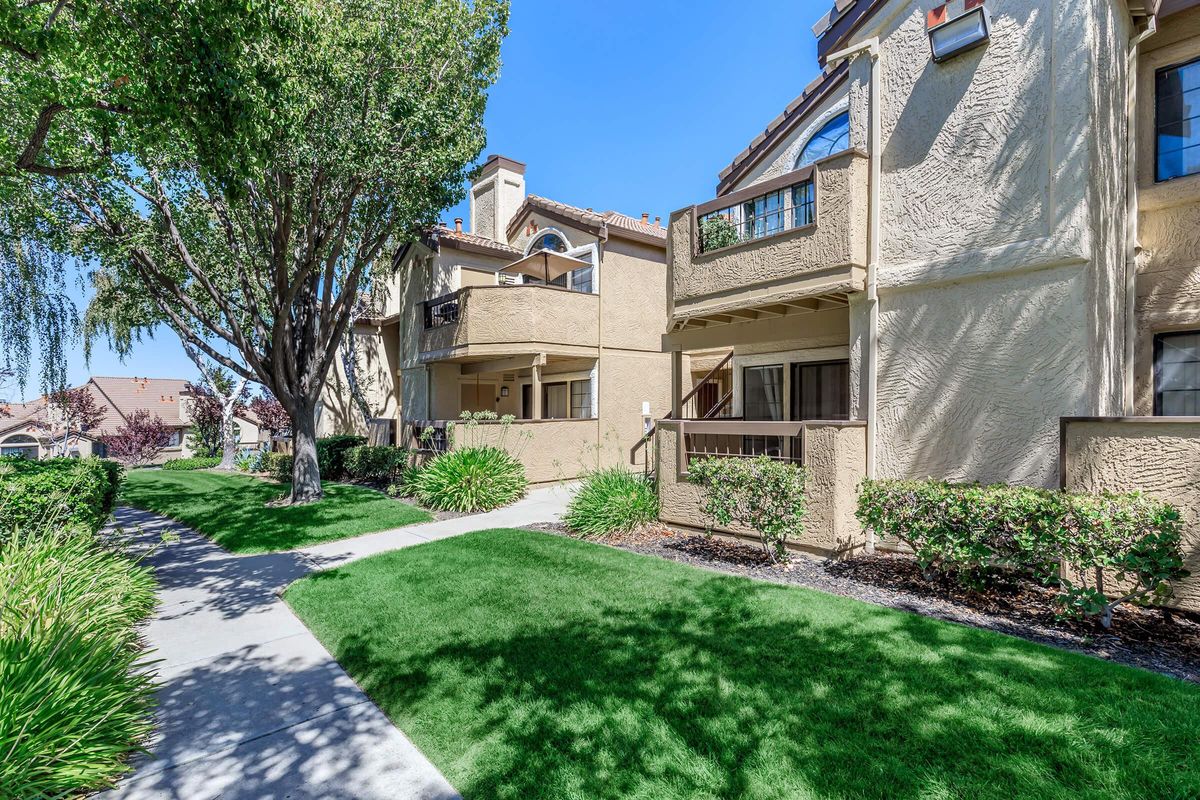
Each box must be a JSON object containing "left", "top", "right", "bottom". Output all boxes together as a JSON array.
[{"left": 29, "top": 0, "right": 828, "bottom": 401}]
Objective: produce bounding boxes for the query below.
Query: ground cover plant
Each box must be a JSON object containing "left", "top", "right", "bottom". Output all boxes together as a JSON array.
[
  {"left": 689, "top": 455, "right": 807, "bottom": 562},
  {"left": 162, "top": 456, "right": 221, "bottom": 471},
  {"left": 0, "top": 465, "right": 157, "bottom": 797},
  {"left": 857, "top": 479, "right": 1188, "bottom": 627},
  {"left": 287, "top": 529, "right": 1200, "bottom": 800},
  {"left": 122, "top": 469, "right": 430, "bottom": 553},
  {"left": 563, "top": 467, "right": 659, "bottom": 537}
]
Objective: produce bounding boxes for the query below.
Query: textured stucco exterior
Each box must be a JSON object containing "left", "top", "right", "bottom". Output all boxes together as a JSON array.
[
  {"left": 456, "top": 419, "right": 601, "bottom": 483},
  {"left": 1062, "top": 419, "right": 1200, "bottom": 614},
  {"left": 655, "top": 421, "right": 868, "bottom": 557}
]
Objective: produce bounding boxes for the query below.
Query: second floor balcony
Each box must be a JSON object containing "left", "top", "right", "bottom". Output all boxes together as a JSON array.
[
  {"left": 668, "top": 148, "right": 868, "bottom": 331},
  {"left": 419, "top": 283, "right": 600, "bottom": 361}
]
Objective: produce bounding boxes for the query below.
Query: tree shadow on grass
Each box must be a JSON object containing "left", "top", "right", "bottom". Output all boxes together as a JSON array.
[{"left": 321, "top": 568, "right": 1200, "bottom": 800}]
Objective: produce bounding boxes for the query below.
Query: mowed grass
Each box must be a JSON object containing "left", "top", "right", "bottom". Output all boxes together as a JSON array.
[
  {"left": 122, "top": 469, "right": 432, "bottom": 553},
  {"left": 287, "top": 529, "right": 1200, "bottom": 800}
]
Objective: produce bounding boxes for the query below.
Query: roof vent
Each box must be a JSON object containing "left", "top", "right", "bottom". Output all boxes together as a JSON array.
[
  {"left": 655, "top": 216, "right": 662, "bottom": 227},
  {"left": 641, "top": 213, "right": 650, "bottom": 224},
  {"left": 454, "top": 218, "right": 463, "bottom": 233}
]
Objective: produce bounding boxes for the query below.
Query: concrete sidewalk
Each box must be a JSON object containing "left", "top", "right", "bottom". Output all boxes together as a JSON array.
[{"left": 99, "top": 484, "right": 571, "bottom": 800}]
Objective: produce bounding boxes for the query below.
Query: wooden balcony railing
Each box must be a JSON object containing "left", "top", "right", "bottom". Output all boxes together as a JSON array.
[{"left": 674, "top": 418, "right": 867, "bottom": 476}]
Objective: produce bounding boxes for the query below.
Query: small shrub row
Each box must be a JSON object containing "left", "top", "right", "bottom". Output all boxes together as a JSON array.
[
  {"left": 856, "top": 479, "right": 1189, "bottom": 627},
  {"left": 162, "top": 456, "right": 221, "bottom": 471},
  {"left": 344, "top": 445, "right": 408, "bottom": 484},
  {"left": 413, "top": 446, "right": 527, "bottom": 512},
  {"left": 564, "top": 467, "right": 659, "bottom": 537},
  {"left": 316, "top": 435, "right": 366, "bottom": 480},
  {"left": 0, "top": 463, "right": 157, "bottom": 797},
  {"left": 0, "top": 457, "right": 123, "bottom": 539},
  {"left": 688, "top": 456, "right": 807, "bottom": 562}
]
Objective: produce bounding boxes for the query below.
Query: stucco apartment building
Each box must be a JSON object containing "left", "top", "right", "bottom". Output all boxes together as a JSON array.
[
  {"left": 0, "top": 377, "right": 266, "bottom": 461},
  {"left": 655, "top": 0, "right": 1200, "bottom": 608},
  {"left": 339, "top": 155, "right": 673, "bottom": 482}
]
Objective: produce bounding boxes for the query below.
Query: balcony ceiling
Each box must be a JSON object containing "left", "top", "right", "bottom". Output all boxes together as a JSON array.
[{"left": 670, "top": 291, "right": 851, "bottom": 333}]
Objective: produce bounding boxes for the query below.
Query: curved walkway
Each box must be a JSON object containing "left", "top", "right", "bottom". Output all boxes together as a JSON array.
[{"left": 99, "top": 484, "right": 573, "bottom": 800}]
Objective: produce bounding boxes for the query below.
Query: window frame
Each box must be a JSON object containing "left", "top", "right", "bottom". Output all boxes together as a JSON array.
[
  {"left": 795, "top": 111, "right": 851, "bottom": 169},
  {"left": 790, "top": 359, "right": 851, "bottom": 422},
  {"left": 1154, "top": 329, "right": 1200, "bottom": 416},
  {"left": 1155, "top": 55, "right": 1200, "bottom": 184}
]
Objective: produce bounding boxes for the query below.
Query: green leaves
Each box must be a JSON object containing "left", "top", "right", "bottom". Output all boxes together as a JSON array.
[
  {"left": 414, "top": 446, "right": 528, "bottom": 513},
  {"left": 688, "top": 456, "right": 808, "bottom": 562},
  {"left": 564, "top": 467, "right": 660, "bottom": 537},
  {"left": 856, "top": 479, "right": 1190, "bottom": 627}
]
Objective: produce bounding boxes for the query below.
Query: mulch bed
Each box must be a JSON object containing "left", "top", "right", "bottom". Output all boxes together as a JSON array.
[{"left": 525, "top": 523, "right": 1200, "bottom": 683}]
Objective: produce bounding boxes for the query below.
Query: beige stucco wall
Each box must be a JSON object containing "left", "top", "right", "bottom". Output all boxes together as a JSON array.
[
  {"left": 318, "top": 320, "right": 400, "bottom": 438},
  {"left": 1062, "top": 419, "right": 1200, "bottom": 614},
  {"left": 655, "top": 421, "right": 868, "bottom": 558},
  {"left": 419, "top": 285, "right": 601, "bottom": 359},
  {"left": 455, "top": 419, "right": 600, "bottom": 483},
  {"left": 1132, "top": 8, "right": 1200, "bottom": 413},
  {"left": 669, "top": 150, "right": 868, "bottom": 315}
]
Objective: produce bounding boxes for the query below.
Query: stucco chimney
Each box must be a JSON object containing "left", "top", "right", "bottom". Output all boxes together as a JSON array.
[
  {"left": 454, "top": 218, "right": 463, "bottom": 233},
  {"left": 655, "top": 216, "right": 662, "bottom": 227},
  {"left": 470, "top": 154, "right": 526, "bottom": 243},
  {"left": 641, "top": 213, "right": 650, "bottom": 224}
]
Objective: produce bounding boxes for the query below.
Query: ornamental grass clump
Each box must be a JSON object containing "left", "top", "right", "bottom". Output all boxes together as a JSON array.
[
  {"left": 688, "top": 456, "right": 807, "bottom": 562},
  {"left": 564, "top": 467, "right": 659, "bottom": 537},
  {"left": 0, "top": 471, "right": 158, "bottom": 797},
  {"left": 413, "top": 447, "right": 528, "bottom": 513},
  {"left": 856, "top": 479, "right": 1188, "bottom": 628}
]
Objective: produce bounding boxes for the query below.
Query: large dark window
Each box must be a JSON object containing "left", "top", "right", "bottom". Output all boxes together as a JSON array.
[
  {"left": 1156, "top": 57, "right": 1200, "bottom": 182},
  {"left": 1155, "top": 331, "right": 1200, "bottom": 415},
  {"left": 791, "top": 360, "right": 850, "bottom": 420},
  {"left": 742, "top": 365, "right": 784, "bottom": 458}
]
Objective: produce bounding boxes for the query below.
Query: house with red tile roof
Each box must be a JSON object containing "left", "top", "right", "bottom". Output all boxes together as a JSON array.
[{"left": 0, "top": 377, "right": 267, "bottom": 462}]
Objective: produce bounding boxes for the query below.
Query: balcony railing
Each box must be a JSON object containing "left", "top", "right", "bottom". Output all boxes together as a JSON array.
[
  {"left": 698, "top": 178, "right": 814, "bottom": 254},
  {"left": 674, "top": 419, "right": 867, "bottom": 475},
  {"left": 423, "top": 292, "right": 461, "bottom": 330}
]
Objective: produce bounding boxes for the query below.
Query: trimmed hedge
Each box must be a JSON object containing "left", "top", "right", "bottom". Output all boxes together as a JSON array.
[
  {"left": 856, "top": 479, "right": 1189, "bottom": 628},
  {"left": 316, "top": 435, "right": 366, "bottom": 480},
  {"left": 264, "top": 452, "right": 293, "bottom": 483},
  {"left": 161, "top": 456, "right": 221, "bottom": 471},
  {"left": 0, "top": 457, "right": 123, "bottom": 539},
  {"left": 344, "top": 445, "right": 408, "bottom": 484},
  {"left": 564, "top": 467, "right": 659, "bottom": 537}
]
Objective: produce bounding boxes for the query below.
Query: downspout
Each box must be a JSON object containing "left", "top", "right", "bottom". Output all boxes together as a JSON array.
[
  {"left": 1125, "top": 17, "right": 1157, "bottom": 414},
  {"left": 825, "top": 36, "right": 880, "bottom": 550},
  {"left": 596, "top": 226, "right": 607, "bottom": 468}
]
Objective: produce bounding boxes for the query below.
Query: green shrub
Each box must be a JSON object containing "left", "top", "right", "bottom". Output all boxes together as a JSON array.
[
  {"left": 856, "top": 479, "right": 1189, "bottom": 628},
  {"left": 413, "top": 447, "right": 527, "bottom": 512},
  {"left": 564, "top": 467, "right": 659, "bottom": 537},
  {"left": 698, "top": 214, "right": 740, "bottom": 252},
  {"left": 387, "top": 462, "right": 426, "bottom": 497},
  {"left": 0, "top": 515, "right": 157, "bottom": 796},
  {"left": 264, "top": 452, "right": 294, "bottom": 483},
  {"left": 235, "top": 448, "right": 267, "bottom": 473},
  {"left": 688, "top": 456, "right": 807, "bottom": 562},
  {"left": 0, "top": 457, "right": 123, "bottom": 539},
  {"left": 161, "top": 456, "right": 221, "bottom": 471},
  {"left": 344, "top": 445, "right": 407, "bottom": 484},
  {"left": 316, "top": 435, "right": 366, "bottom": 480}
]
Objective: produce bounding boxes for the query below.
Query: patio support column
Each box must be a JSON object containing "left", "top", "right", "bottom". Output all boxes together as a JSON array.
[
  {"left": 531, "top": 362, "right": 543, "bottom": 420},
  {"left": 670, "top": 348, "right": 683, "bottom": 419}
]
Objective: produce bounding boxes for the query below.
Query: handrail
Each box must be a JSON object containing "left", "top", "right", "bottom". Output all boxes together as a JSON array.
[
  {"left": 628, "top": 350, "right": 733, "bottom": 465},
  {"left": 680, "top": 350, "right": 733, "bottom": 411}
]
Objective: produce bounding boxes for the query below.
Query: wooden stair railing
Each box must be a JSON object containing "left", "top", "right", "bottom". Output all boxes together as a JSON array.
[{"left": 629, "top": 350, "right": 733, "bottom": 466}]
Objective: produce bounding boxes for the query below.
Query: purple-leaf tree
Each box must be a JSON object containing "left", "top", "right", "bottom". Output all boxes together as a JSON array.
[
  {"left": 249, "top": 393, "right": 291, "bottom": 442},
  {"left": 102, "top": 409, "right": 173, "bottom": 467},
  {"left": 38, "top": 387, "right": 107, "bottom": 457}
]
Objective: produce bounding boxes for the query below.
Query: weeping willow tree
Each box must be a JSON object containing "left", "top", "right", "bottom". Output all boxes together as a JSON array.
[{"left": 5, "top": 0, "right": 508, "bottom": 502}]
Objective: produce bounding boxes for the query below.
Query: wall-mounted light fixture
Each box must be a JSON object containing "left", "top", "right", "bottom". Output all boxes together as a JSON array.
[
  {"left": 500, "top": 386, "right": 509, "bottom": 397},
  {"left": 927, "top": 0, "right": 990, "bottom": 63}
]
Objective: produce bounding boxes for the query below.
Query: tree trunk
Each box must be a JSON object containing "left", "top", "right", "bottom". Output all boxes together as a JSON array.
[
  {"left": 290, "top": 403, "right": 323, "bottom": 504},
  {"left": 217, "top": 378, "right": 248, "bottom": 470}
]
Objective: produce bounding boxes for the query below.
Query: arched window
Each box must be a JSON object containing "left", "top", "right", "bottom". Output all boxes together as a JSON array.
[
  {"left": 526, "top": 231, "right": 568, "bottom": 254},
  {"left": 0, "top": 433, "right": 38, "bottom": 459},
  {"left": 795, "top": 111, "right": 850, "bottom": 168}
]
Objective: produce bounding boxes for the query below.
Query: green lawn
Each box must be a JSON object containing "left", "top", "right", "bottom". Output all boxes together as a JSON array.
[
  {"left": 286, "top": 529, "right": 1200, "bottom": 800},
  {"left": 122, "top": 469, "right": 432, "bottom": 553}
]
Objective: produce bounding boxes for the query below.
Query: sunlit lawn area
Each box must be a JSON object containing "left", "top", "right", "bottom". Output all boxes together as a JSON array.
[
  {"left": 122, "top": 469, "right": 432, "bottom": 553},
  {"left": 287, "top": 528, "right": 1200, "bottom": 800}
]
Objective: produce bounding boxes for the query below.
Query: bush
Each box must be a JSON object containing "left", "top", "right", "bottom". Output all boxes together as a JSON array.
[
  {"left": 344, "top": 445, "right": 408, "bottom": 484},
  {"left": 413, "top": 446, "right": 527, "bottom": 512},
  {"left": 264, "top": 452, "right": 294, "bottom": 483},
  {"left": 856, "top": 479, "right": 1189, "bottom": 628},
  {"left": 0, "top": 501, "right": 156, "bottom": 796},
  {"left": 235, "top": 448, "right": 267, "bottom": 473},
  {"left": 161, "top": 456, "right": 221, "bottom": 471},
  {"left": 564, "top": 467, "right": 659, "bottom": 537},
  {"left": 316, "top": 435, "right": 366, "bottom": 480},
  {"left": 387, "top": 462, "right": 426, "bottom": 498},
  {"left": 0, "top": 457, "right": 123, "bottom": 539},
  {"left": 688, "top": 456, "right": 807, "bottom": 562}
]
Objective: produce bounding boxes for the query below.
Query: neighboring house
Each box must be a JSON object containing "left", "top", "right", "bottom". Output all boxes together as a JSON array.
[
  {"left": 655, "top": 0, "right": 1200, "bottom": 595},
  {"left": 0, "top": 377, "right": 267, "bottom": 462},
  {"left": 333, "top": 154, "right": 673, "bottom": 481}
]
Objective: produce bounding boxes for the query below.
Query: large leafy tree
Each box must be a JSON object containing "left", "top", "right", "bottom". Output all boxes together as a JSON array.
[{"left": 5, "top": 0, "right": 508, "bottom": 501}]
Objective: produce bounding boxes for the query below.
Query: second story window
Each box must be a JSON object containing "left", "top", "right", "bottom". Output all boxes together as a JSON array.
[
  {"left": 527, "top": 232, "right": 568, "bottom": 253},
  {"left": 795, "top": 111, "right": 850, "bottom": 168},
  {"left": 1156, "top": 57, "right": 1200, "bottom": 182},
  {"left": 698, "top": 179, "right": 815, "bottom": 253}
]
